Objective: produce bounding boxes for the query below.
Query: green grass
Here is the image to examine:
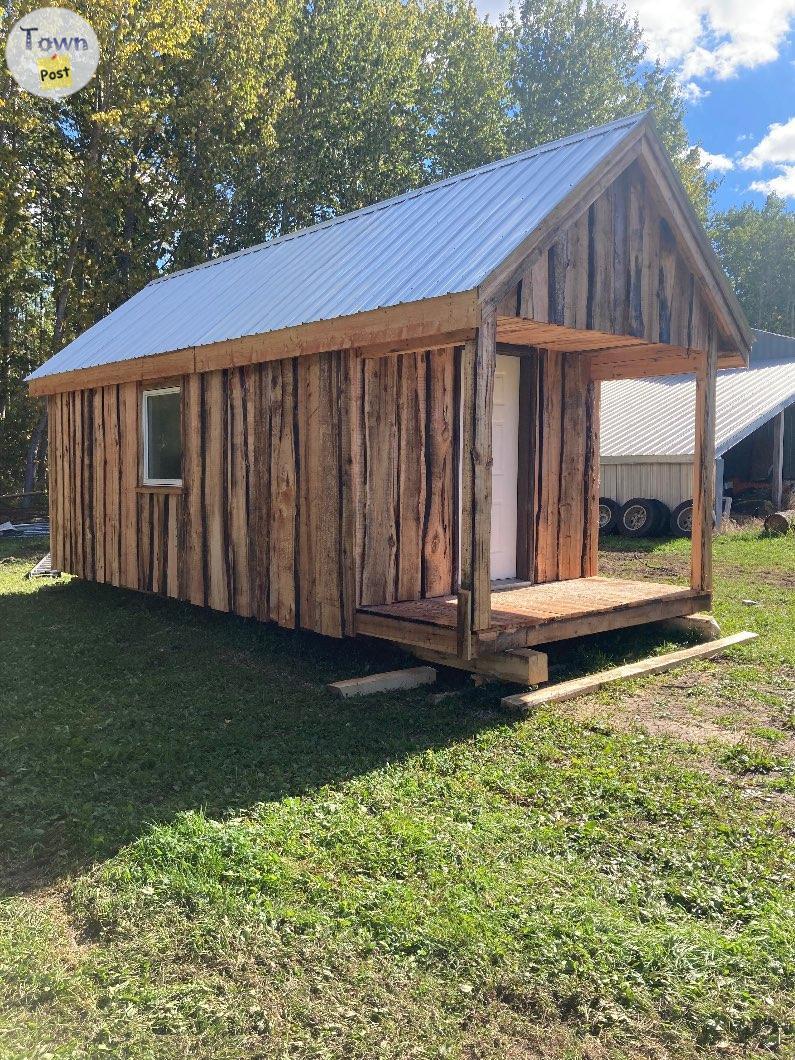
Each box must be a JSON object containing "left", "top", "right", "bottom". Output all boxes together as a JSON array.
[{"left": 0, "top": 533, "right": 793, "bottom": 1058}]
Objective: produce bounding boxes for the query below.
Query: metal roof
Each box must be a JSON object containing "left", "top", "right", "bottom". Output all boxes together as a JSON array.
[
  {"left": 750, "top": 328, "right": 795, "bottom": 363},
  {"left": 601, "top": 351, "right": 795, "bottom": 460},
  {"left": 29, "top": 113, "right": 646, "bottom": 381}
]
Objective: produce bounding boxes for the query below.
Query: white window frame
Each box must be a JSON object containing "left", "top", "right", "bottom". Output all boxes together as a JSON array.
[{"left": 142, "top": 386, "right": 182, "bottom": 486}]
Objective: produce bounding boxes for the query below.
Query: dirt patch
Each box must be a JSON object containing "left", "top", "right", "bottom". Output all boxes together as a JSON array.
[
  {"left": 598, "top": 549, "right": 690, "bottom": 583},
  {"left": 565, "top": 659, "right": 794, "bottom": 748},
  {"left": 599, "top": 542, "right": 795, "bottom": 589},
  {"left": 556, "top": 658, "right": 795, "bottom": 817},
  {"left": 742, "top": 566, "right": 795, "bottom": 588}
]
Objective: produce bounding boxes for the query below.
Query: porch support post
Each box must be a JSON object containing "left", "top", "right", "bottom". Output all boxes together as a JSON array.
[
  {"left": 459, "top": 311, "right": 496, "bottom": 634},
  {"left": 772, "top": 411, "right": 785, "bottom": 511},
  {"left": 691, "top": 323, "right": 717, "bottom": 594}
]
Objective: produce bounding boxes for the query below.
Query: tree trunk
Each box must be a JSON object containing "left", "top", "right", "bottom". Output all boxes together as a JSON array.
[{"left": 22, "top": 406, "right": 47, "bottom": 504}]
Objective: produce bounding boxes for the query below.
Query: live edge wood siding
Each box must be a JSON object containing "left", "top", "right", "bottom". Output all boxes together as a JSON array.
[
  {"left": 47, "top": 347, "right": 458, "bottom": 638},
  {"left": 497, "top": 161, "right": 715, "bottom": 352}
]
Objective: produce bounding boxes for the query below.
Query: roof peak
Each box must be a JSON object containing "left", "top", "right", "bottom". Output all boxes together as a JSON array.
[{"left": 148, "top": 110, "right": 650, "bottom": 288}]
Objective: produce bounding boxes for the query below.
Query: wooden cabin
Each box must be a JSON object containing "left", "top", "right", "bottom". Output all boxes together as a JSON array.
[{"left": 28, "top": 113, "right": 752, "bottom": 675}]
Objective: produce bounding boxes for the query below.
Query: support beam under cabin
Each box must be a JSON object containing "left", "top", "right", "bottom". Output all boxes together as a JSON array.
[
  {"left": 691, "top": 323, "right": 718, "bottom": 594},
  {"left": 459, "top": 313, "right": 497, "bottom": 636}
]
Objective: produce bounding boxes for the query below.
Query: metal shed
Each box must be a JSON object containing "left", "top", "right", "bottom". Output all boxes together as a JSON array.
[{"left": 601, "top": 330, "right": 795, "bottom": 526}]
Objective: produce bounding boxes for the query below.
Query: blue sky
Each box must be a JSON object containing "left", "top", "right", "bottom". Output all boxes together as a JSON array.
[{"left": 476, "top": 0, "right": 795, "bottom": 214}]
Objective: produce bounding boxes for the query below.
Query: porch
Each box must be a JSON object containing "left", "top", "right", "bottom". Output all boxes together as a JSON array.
[{"left": 355, "top": 576, "right": 711, "bottom": 658}]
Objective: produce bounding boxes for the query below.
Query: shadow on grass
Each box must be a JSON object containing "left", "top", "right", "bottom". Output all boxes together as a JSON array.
[
  {"left": 0, "top": 574, "right": 507, "bottom": 895},
  {"left": 0, "top": 551, "right": 697, "bottom": 896}
]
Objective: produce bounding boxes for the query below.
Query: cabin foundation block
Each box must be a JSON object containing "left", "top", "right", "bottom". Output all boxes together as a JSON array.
[{"left": 659, "top": 611, "right": 721, "bottom": 641}]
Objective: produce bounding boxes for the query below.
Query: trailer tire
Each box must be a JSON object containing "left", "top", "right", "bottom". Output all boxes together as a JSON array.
[
  {"left": 618, "top": 498, "right": 657, "bottom": 537},
  {"left": 599, "top": 497, "right": 620, "bottom": 534},
  {"left": 670, "top": 500, "right": 716, "bottom": 537},
  {"left": 670, "top": 501, "right": 693, "bottom": 536},
  {"left": 651, "top": 500, "right": 671, "bottom": 537}
]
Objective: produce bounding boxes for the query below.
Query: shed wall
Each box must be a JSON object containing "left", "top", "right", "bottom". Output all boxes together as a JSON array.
[
  {"left": 600, "top": 460, "right": 693, "bottom": 510},
  {"left": 532, "top": 350, "right": 601, "bottom": 582},
  {"left": 47, "top": 348, "right": 458, "bottom": 637}
]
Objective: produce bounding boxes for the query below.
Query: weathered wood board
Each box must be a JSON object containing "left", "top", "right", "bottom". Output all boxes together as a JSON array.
[
  {"left": 502, "top": 162, "right": 719, "bottom": 356},
  {"left": 46, "top": 345, "right": 458, "bottom": 639}
]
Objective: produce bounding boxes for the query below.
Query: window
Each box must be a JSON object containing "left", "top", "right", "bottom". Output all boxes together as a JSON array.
[{"left": 142, "top": 387, "right": 182, "bottom": 485}]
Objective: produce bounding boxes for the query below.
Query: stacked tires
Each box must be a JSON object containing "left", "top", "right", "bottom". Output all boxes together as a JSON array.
[{"left": 599, "top": 496, "right": 695, "bottom": 538}]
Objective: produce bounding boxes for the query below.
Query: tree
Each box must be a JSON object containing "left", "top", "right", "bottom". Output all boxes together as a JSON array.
[
  {"left": 497, "top": 0, "right": 709, "bottom": 217},
  {"left": 2, "top": 0, "right": 724, "bottom": 497},
  {"left": 710, "top": 196, "right": 795, "bottom": 336},
  {"left": 230, "top": 0, "right": 508, "bottom": 246},
  {"left": 2, "top": 0, "right": 296, "bottom": 495}
]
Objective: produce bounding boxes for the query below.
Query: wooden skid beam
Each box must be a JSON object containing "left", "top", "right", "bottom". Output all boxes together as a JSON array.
[
  {"left": 412, "top": 646, "right": 548, "bottom": 686},
  {"left": 500, "top": 631, "right": 757, "bottom": 713},
  {"left": 328, "top": 666, "right": 437, "bottom": 698},
  {"left": 355, "top": 611, "right": 459, "bottom": 654},
  {"left": 357, "top": 591, "right": 712, "bottom": 657}
]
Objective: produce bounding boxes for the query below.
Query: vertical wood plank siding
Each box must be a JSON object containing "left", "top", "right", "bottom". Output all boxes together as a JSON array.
[
  {"left": 359, "top": 347, "right": 457, "bottom": 607},
  {"left": 531, "top": 350, "right": 600, "bottom": 584},
  {"left": 500, "top": 159, "right": 722, "bottom": 585},
  {"left": 46, "top": 346, "right": 457, "bottom": 636},
  {"left": 509, "top": 162, "right": 715, "bottom": 352}
]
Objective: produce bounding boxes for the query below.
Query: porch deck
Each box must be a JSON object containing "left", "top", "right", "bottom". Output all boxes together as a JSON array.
[{"left": 356, "top": 577, "right": 710, "bottom": 657}]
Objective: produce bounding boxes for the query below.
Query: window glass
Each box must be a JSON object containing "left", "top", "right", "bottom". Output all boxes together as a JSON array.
[{"left": 144, "top": 389, "right": 181, "bottom": 483}]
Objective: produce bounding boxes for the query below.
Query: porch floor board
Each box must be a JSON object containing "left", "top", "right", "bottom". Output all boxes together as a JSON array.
[{"left": 356, "top": 577, "right": 709, "bottom": 654}]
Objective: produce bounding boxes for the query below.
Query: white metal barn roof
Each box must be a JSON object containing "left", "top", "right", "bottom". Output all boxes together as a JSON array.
[
  {"left": 601, "top": 333, "right": 795, "bottom": 460},
  {"left": 30, "top": 113, "right": 646, "bottom": 381}
]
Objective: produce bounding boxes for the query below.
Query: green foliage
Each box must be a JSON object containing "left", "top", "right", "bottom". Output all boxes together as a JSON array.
[
  {"left": 0, "top": 533, "right": 793, "bottom": 1056},
  {"left": 497, "top": 0, "right": 708, "bottom": 216},
  {"left": 710, "top": 196, "right": 795, "bottom": 335},
  {"left": 0, "top": 0, "right": 704, "bottom": 496}
]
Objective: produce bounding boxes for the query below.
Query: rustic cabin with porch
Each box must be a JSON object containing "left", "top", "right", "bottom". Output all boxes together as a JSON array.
[{"left": 28, "top": 112, "right": 752, "bottom": 683}]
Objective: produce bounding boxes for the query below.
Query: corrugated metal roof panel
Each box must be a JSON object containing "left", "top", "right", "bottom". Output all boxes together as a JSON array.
[
  {"left": 601, "top": 358, "right": 795, "bottom": 459},
  {"left": 29, "top": 113, "right": 645, "bottom": 380}
]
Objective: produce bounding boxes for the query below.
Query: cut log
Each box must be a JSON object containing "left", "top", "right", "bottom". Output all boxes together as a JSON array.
[
  {"left": 328, "top": 666, "right": 437, "bottom": 698},
  {"left": 764, "top": 510, "right": 795, "bottom": 536},
  {"left": 412, "top": 646, "right": 548, "bottom": 685},
  {"left": 500, "top": 631, "right": 757, "bottom": 713}
]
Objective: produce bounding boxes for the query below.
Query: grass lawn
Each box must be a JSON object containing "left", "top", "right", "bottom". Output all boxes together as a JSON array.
[{"left": 0, "top": 531, "right": 793, "bottom": 1058}]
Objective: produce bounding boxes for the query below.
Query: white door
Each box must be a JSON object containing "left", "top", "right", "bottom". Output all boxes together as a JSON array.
[{"left": 490, "top": 354, "right": 520, "bottom": 580}]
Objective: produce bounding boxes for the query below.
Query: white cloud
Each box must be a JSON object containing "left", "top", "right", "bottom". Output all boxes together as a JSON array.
[
  {"left": 473, "top": 0, "right": 795, "bottom": 87},
  {"left": 740, "top": 117, "right": 795, "bottom": 198},
  {"left": 694, "top": 146, "right": 735, "bottom": 171},
  {"left": 682, "top": 80, "right": 711, "bottom": 102},
  {"left": 623, "top": 0, "right": 795, "bottom": 81},
  {"left": 740, "top": 116, "right": 795, "bottom": 168},
  {"left": 749, "top": 165, "right": 795, "bottom": 197}
]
